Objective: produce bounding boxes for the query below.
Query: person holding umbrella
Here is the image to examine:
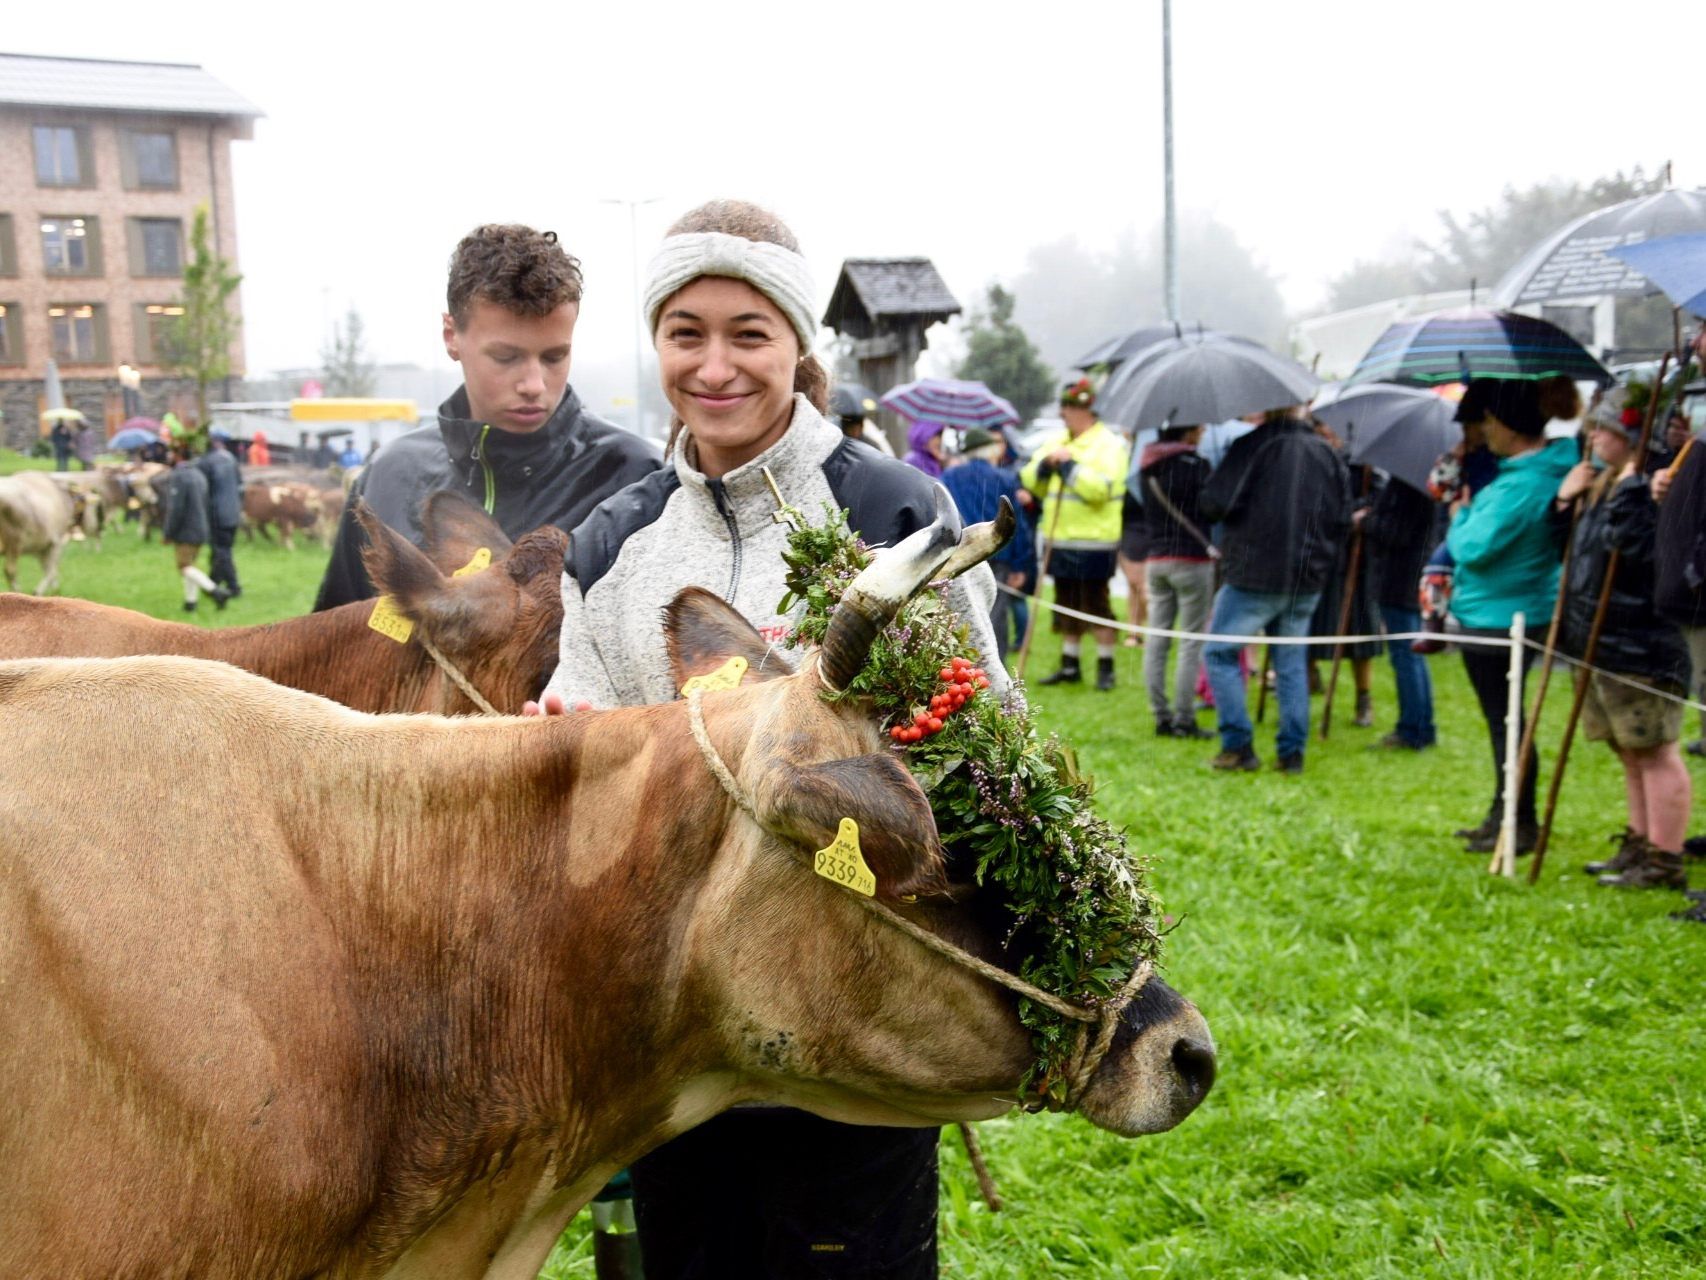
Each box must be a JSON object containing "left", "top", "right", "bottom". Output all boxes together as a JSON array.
[
  {"left": 1444, "top": 377, "right": 1580, "bottom": 854},
  {"left": 1019, "top": 378, "right": 1130, "bottom": 690}
]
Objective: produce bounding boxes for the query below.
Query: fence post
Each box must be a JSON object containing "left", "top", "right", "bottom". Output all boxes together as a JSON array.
[{"left": 1491, "top": 612, "right": 1525, "bottom": 878}]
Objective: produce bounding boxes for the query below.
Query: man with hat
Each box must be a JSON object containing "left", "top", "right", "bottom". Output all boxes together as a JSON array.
[{"left": 1019, "top": 378, "right": 1129, "bottom": 689}]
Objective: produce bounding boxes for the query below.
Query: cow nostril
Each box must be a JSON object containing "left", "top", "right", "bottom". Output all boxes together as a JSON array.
[{"left": 1171, "top": 1036, "right": 1216, "bottom": 1101}]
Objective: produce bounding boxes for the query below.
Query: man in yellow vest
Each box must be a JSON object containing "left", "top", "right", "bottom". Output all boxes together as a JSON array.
[{"left": 1020, "top": 378, "right": 1130, "bottom": 690}]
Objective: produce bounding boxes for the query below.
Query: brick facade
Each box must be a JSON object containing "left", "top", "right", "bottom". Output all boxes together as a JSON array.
[{"left": 0, "top": 86, "right": 253, "bottom": 448}]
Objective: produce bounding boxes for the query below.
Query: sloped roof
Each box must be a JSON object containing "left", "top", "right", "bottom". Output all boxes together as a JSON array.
[
  {"left": 823, "top": 258, "right": 961, "bottom": 335},
  {"left": 0, "top": 52, "right": 262, "bottom": 118}
]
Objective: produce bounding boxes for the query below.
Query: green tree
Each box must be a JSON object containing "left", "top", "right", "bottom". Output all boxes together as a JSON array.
[
  {"left": 320, "top": 307, "right": 376, "bottom": 397},
  {"left": 953, "top": 284, "right": 1058, "bottom": 424},
  {"left": 165, "top": 203, "right": 242, "bottom": 427}
]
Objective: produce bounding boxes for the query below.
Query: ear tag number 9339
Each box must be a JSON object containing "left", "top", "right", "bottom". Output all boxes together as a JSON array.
[
  {"left": 814, "top": 817, "right": 876, "bottom": 898},
  {"left": 452, "top": 547, "right": 492, "bottom": 577},
  {"left": 680, "top": 655, "right": 748, "bottom": 697}
]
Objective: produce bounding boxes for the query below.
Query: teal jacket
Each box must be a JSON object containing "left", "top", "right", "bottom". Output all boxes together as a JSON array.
[{"left": 1447, "top": 437, "right": 1575, "bottom": 630}]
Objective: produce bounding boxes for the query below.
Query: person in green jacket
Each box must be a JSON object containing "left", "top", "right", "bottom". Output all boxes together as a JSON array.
[
  {"left": 1020, "top": 378, "right": 1130, "bottom": 690},
  {"left": 1445, "top": 377, "right": 1581, "bottom": 853}
]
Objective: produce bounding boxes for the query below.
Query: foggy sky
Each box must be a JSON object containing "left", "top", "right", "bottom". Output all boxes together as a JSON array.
[{"left": 6, "top": 0, "right": 1696, "bottom": 414}]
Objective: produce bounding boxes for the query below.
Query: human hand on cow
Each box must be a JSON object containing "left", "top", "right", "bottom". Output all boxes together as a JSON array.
[{"left": 520, "top": 692, "right": 591, "bottom": 716}]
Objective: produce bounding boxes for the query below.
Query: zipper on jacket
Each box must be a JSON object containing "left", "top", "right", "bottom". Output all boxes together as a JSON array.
[
  {"left": 470, "top": 424, "right": 496, "bottom": 514},
  {"left": 708, "top": 478, "right": 743, "bottom": 603}
]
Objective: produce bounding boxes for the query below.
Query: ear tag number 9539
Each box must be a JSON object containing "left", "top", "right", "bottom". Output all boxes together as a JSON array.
[
  {"left": 680, "top": 655, "right": 748, "bottom": 697},
  {"left": 814, "top": 818, "right": 876, "bottom": 898}
]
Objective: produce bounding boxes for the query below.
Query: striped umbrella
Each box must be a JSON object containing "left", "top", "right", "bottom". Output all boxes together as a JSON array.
[
  {"left": 878, "top": 378, "right": 1020, "bottom": 430},
  {"left": 1345, "top": 308, "right": 1611, "bottom": 388}
]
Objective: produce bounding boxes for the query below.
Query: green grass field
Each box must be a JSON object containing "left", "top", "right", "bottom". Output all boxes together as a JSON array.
[{"left": 6, "top": 444, "right": 1701, "bottom": 1277}]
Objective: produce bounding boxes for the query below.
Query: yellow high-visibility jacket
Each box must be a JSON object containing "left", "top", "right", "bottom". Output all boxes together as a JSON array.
[{"left": 1019, "top": 421, "right": 1129, "bottom": 550}]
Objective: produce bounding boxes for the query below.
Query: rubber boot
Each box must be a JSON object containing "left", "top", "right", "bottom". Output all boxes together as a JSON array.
[
  {"left": 1095, "top": 656, "right": 1116, "bottom": 692},
  {"left": 1038, "top": 656, "right": 1082, "bottom": 686}
]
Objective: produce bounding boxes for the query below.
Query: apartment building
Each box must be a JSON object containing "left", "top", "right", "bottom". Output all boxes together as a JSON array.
[{"left": 0, "top": 52, "right": 260, "bottom": 450}]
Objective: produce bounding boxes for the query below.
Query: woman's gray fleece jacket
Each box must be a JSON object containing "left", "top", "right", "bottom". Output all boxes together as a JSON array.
[{"left": 544, "top": 397, "right": 1006, "bottom": 709}]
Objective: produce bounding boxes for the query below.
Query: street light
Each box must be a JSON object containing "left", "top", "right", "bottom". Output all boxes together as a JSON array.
[
  {"left": 117, "top": 363, "right": 142, "bottom": 418},
  {"left": 601, "top": 196, "right": 664, "bottom": 439}
]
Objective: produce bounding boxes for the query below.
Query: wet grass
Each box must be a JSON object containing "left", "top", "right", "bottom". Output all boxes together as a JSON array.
[{"left": 7, "top": 488, "right": 1698, "bottom": 1279}]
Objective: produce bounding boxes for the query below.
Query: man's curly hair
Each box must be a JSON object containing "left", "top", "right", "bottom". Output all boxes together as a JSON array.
[{"left": 446, "top": 225, "right": 583, "bottom": 328}]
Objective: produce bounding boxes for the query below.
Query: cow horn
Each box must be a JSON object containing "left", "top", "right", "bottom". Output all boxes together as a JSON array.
[{"left": 818, "top": 489, "right": 1014, "bottom": 692}]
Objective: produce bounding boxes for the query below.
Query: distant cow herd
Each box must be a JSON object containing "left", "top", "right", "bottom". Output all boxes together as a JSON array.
[{"left": 0, "top": 489, "right": 1213, "bottom": 1277}]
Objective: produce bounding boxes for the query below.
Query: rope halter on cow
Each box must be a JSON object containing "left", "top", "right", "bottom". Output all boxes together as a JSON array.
[
  {"left": 415, "top": 631, "right": 501, "bottom": 717},
  {"left": 685, "top": 685, "right": 1153, "bottom": 1111}
]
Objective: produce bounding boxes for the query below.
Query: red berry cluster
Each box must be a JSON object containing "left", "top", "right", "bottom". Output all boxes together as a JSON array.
[{"left": 889, "top": 656, "right": 991, "bottom": 744}]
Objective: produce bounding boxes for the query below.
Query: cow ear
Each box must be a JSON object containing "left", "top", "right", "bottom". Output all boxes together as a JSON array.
[
  {"left": 419, "top": 491, "right": 512, "bottom": 574},
  {"left": 664, "top": 587, "right": 793, "bottom": 688},
  {"left": 503, "top": 525, "right": 570, "bottom": 588},
  {"left": 358, "top": 502, "right": 446, "bottom": 607},
  {"left": 756, "top": 754, "right": 946, "bottom": 902}
]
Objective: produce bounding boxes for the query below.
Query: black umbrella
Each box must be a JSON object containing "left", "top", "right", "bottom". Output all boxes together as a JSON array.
[
  {"left": 1096, "top": 331, "right": 1320, "bottom": 431},
  {"left": 1492, "top": 187, "right": 1706, "bottom": 307},
  {"left": 1345, "top": 308, "right": 1611, "bottom": 387},
  {"left": 1072, "top": 326, "right": 1178, "bottom": 371},
  {"left": 1311, "top": 382, "right": 1460, "bottom": 494},
  {"left": 828, "top": 382, "right": 882, "bottom": 419}
]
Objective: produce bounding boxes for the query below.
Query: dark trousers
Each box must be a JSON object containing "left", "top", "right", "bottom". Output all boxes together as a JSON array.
[
  {"left": 209, "top": 524, "right": 240, "bottom": 593},
  {"left": 631, "top": 1110, "right": 939, "bottom": 1279},
  {"left": 1460, "top": 641, "right": 1538, "bottom": 823}
]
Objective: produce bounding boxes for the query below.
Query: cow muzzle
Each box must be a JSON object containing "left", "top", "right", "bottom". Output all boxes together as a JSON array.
[{"left": 1073, "top": 977, "right": 1215, "bottom": 1137}]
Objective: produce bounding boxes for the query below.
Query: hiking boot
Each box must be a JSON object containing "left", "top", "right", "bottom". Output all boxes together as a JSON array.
[
  {"left": 1275, "top": 754, "right": 1304, "bottom": 775},
  {"left": 1584, "top": 827, "right": 1642, "bottom": 875},
  {"left": 1037, "top": 657, "right": 1082, "bottom": 686},
  {"left": 182, "top": 600, "right": 197, "bottom": 614},
  {"left": 1172, "top": 717, "right": 1213, "bottom": 740},
  {"left": 1209, "top": 746, "right": 1260, "bottom": 772},
  {"left": 1669, "top": 899, "right": 1706, "bottom": 924},
  {"left": 1154, "top": 717, "right": 1178, "bottom": 738},
  {"left": 1095, "top": 656, "right": 1116, "bottom": 692},
  {"left": 1597, "top": 841, "right": 1686, "bottom": 890},
  {"left": 1464, "top": 820, "right": 1538, "bottom": 855},
  {"left": 1454, "top": 813, "right": 1499, "bottom": 842},
  {"left": 1371, "top": 732, "right": 1428, "bottom": 751},
  {"left": 1353, "top": 691, "right": 1374, "bottom": 728}
]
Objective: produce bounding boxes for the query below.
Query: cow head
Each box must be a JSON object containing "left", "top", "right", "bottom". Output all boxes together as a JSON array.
[
  {"left": 357, "top": 500, "right": 567, "bottom": 712},
  {"left": 666, "top": 493, "right": 1214, "bottom": 1139}
]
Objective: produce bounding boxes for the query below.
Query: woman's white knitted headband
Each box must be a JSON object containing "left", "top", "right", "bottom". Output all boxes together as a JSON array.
[{"left": 643, "top": 231, "right": 818, "bottom": 350}]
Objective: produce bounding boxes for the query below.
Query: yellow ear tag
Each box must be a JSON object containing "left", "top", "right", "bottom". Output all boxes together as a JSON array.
[
  {"left": 814, "top": 817, "right": 876, "bottom": 898},
  {"left": 366, "top": 595, "right": 416, "bottom": 644},
  {"left": 452, "top": 547, "right": 492, "bottom": 578},
  {"left": 680, "top": 655, "right": 748, "bottom": 697}
]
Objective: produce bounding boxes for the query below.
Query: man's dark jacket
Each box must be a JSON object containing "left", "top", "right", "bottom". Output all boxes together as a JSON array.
[
  {"left": 1655, "top": 438, "right": 1706, "bottom": 628},
  {"left": 162, "top": 461, "right": 212, "bottom": 546},
  {"left": 1198, "top": 418, "right": 1350, "bottom": 595},
  {"left": 314, "top": 386, "right": 660, "bottom": 611},
  {"left": 1563, "top": 474, "right": 1691, "bottom": 686},
  {"left": 1361, "top": 475, "right": 1441, "bottom": 610},
  {"left": 195, "top": 446, "right": 243, "bottom": 530}
]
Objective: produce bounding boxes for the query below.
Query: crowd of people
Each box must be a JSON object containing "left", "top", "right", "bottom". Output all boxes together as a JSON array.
[{"left": 901, "top": 351, "right": 1706, "bottom": 926}]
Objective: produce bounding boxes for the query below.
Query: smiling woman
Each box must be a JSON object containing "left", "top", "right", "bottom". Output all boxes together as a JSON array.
[{"left": 540, "top": 200, "right": 1009, "bottom": 1277}]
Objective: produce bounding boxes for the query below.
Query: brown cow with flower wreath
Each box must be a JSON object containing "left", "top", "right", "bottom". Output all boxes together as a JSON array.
[{"left": 0, "top": 498, "right": 1213, "bottom": 1279}]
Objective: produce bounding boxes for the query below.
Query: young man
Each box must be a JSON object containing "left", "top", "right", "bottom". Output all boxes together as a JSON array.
[
  {"left": 314, "top": 225, "right": 661, "bottom": 611},
  {"left": 1019, "top": 378, "right": 1129, "bottom": 690}
]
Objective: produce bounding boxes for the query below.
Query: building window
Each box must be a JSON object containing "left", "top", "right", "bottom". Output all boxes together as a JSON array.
[
  {"left": 0, "top": 304, "right": 19, "bottom": 365},
  {"left": 129, "top": 218, "right": 184, "bottom": 276},
  {"left": 41, "top": 217, "right": 102, "bottom": 276},
  {"left": 33, "top": 125, "right": 89, "bottom": 187},
  {"left": 124, "top": 130, "right": 178, "bottom": 190},
  {"left": 49, "top": 304, "right": 106, "bottom": 364},
  {"left": 0, "top": 215, "right": 15, "bottom": 277},
  {"left": 136, "top": 302, "right": 186, "bottom": 363}
]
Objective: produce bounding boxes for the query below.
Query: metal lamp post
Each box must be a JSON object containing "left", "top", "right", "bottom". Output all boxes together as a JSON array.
[
  {"left": 601, "top": 196, "right": 664, "bottom": 439},
  {"left": 118, "top": 364, "right": 142, "bottom": 418}
]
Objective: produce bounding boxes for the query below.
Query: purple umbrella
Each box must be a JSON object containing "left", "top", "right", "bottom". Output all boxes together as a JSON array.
[{"left": 879, "top": 378, "right": 1020, "bottom": 430}]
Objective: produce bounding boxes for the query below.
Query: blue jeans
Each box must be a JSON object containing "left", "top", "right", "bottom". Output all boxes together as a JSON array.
[
  {"left": 1379, "top": 603, "right": 1436, "bottom": 746},
  {"left": 1204, "top": 584, "right": 1322, "bottom": 759}
]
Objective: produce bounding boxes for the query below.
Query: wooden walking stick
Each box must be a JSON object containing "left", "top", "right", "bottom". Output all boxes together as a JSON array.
[
  {"left": 956, "top": 1122, "right": 1003, "bottom": 1212},
  {"left": 1530, "top": 356, "right": 1669, "bottom": 882},
  {"left": 1320, "top": 465, "right": 1373, "bottom": 739},
  {"left": 1254, "top": 643, "right": 1272, "bottom": 723},
  {"left": 1013, "top": 478, "right": 1064, "bottom": 682}
]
